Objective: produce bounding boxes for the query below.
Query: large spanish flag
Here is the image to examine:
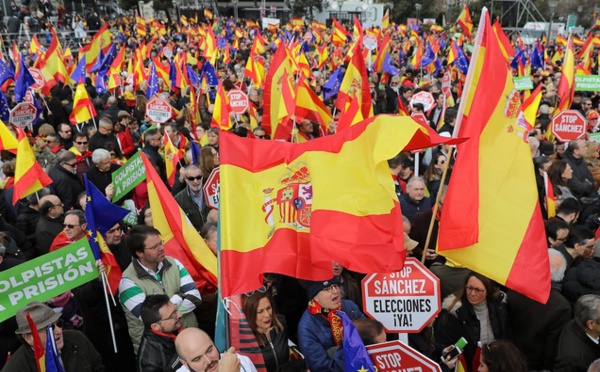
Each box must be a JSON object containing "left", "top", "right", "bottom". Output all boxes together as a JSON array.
[
  {"left": 220, "top": 115, "right": 455, "bottom": 297},
  {"left": 556, "top": 36, "right": 575, "bottom": 112},
  {"left": 142, "top": 153, "right": 218, "bottom": 293},
  {"left": 13, "top": 128, "right": 52, "bottom": 204},
  {"left": 0, "top": 120, "right": 17, "bottom": 152},
  {"left": 437, "top": 9, "right": 550, "bottom": 304},
  {"left": 263, "top": 46, "right": 294, "bottom": 138}
]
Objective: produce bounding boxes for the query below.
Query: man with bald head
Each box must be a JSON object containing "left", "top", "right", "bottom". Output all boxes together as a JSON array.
[{"left": 175, "top": 328, "right": 256, "bottom": 372}]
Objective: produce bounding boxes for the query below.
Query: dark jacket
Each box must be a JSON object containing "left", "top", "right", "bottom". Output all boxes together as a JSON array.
[
  {"left": 400, "top": 194, "right": 432, "bottom": 221},
  {"left": 35, "top": 214, "right": 64, "bottom": 255},
  {"left": 257, "top": 316, "right": 290, "bottom": 372},
  {"left": 89, "top": 131, "right": 119, "bottom": 152},
  {"left": 564, "top": 152, "right": 594, "bottom": 199},
  {"left": 174, "top": 186, "right": 207, "bottom": 232},
  {"left": 508, "top": 288, "right": 571, "bottom": 371},
  {"left": 434, "top": 294, "right": 511, "bottom": 372},
  {"left": 143, "top": 145, "right": 167, "bottom": 184},
  {"left": 86, "top": 163, "right": 121, "bottom": 199},
  {"left": 298, "top": 300, "right": 365, "bottom": 372},
  {"left": 1, "top": 330, "right": 104, "bottom": 372},
  {"left": 137, "top": 329, "right": 181, "bottom": 372},
  {"left": 555, "top": 320, "right": 600, "bottom": 372},
  {"left": 563, "top": 258, "right": 600, "bottom": 303},
  {"left": 48, "top": 164, "right": 85, "bottom": 211},
  {"left": 15, "top": 206, "right": 40, "bottom": 252}
]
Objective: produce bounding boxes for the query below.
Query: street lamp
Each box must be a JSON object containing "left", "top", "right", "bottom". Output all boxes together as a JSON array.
[
  {"left": 415, "top": 3, "right": 422, "bottom": 23},
  {"left": 289, "top": 0, "right": 296, "bottom": 17},
  {"left": 337, "top": 0, "right": 344, "bottom": 19},
  {"left": 547, "top": 0, "right": 558, "bottom": 43},
  {"left": 232, "top": 0, "right": 238, "bottom": 21}
]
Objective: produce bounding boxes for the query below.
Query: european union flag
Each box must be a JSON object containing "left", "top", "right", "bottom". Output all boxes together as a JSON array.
[
  {"left": 218, "top": 36, "right": 227, "bottom": 48},
  {"left": 456, "top": 46, "right": 470, "bottom": 74},
  {"left": 84, "top": 174, "right": 129, "bottom": 260},
  {"left": 92, "top": 43, "right": 117, "bottom": 74},
  {"left": 340, "top": 312, "right": 376, "bottom": 372},
  {"left": 96, "top": 73, "right": 107, "bottom": 95},
  {"left": 0, "top": 90, "right": 10, "bottom": 122},
  {"left": 146, "top": 63, "right": 159, "bottom": 99},
  {"left": 200, "top": 62, "right": 219, "bottom": 87},
  {"left": 510, "top": 49, "right": 526, "bottom": 71},
  {"left": 70, "top": 54, "right": 86, "bottom": 85},
  {"left": 90, "top": 49, "right": 105, "bottom": 74},
  {"left": 0, "top": 58, "right": 14, "bottom": 87},
  {"left": 169, "top": 60, "right": 177, "bottom": 91},
  {"left": 531, "top": 44, "right": 544, "bottom": 69},
  {"left": 323, "top": 67, "right": 343, "bottom": 100},
  {"left": 31, "top": 92, "right": 43, "bottom": 125},
  {"left": 190, "top": 140, "right": 200, "bottom": 165},
  {"left": 421, "top": 42, "right": 436, "bottom": 67},
  {"left": 45, "top": 325, "right": 65, "bottom": 372},
  {"left": 383, "top": 52, "right": 399, "bottom": 76},
  {"left": 14, "top": 55, "right": 35, "bottom": 103},
  {"left": 187, "top": 65, "right": 201, "bottom": 87}
]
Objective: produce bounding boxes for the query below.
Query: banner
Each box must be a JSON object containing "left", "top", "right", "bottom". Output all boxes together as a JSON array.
[
  {"left": 0, "top": 239, "right": 98, "bottom": 322},
  {"left": 111, "top": 151, "right": 145, "bottom": 201},
  {"left": 513, "top": 76, "right": 533, "bottom": 90},
  {"left": 575, "top": 75, "right": 600, "bottom": 92}
]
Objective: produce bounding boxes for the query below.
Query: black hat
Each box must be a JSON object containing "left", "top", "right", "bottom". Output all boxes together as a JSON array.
[{"left": 303, "top": 276, "right": 340, "bottom": 300}]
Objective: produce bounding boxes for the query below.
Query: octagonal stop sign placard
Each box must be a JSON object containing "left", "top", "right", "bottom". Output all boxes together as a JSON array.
[
  {"left": 367, "top": 341, "right": 442, "bottom": 372},
  {"left": 203, "top": 167, "right": 220, "bottom": 210},
  {"left": 552, "top": 110, "right": 586, "bottom": 142},
  {"left": 227, "top": 89, "right": 249, "bottom": 114},
  {"left": 362, "top": 258, "right": 440, "bottom": 333}
]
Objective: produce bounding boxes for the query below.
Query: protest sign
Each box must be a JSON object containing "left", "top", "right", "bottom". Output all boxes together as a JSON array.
[
  {"left": 112, "top": 152, "right": 146, "bottom": 202},
  {"left": 0, "top": 239, "right": 98, "bottom": 322}
]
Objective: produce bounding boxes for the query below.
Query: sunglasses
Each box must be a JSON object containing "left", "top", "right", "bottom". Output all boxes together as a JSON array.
[
  {"left": 75, "top": 141, "right": 88, "bottom": 145},
  {"left": 186, "top": 175, "right": 202, "bottom": 181},
  {"left": 63, "top": 224, "right": 80, "bottom": 229},
  {"left": 255, "top": 134, "right": 267, "bottom": 139},
  {"left": 64, "top": 162, "right": 77, "bottom": 168}
]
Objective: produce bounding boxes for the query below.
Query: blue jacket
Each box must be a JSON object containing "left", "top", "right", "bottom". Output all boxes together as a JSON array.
[{"left": 297, "top": 300, "right": 365, "bottom": 372}]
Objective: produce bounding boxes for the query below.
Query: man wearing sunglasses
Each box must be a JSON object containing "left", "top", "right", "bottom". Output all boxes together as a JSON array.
[
  {"left": 48, "top": 151, "right": 85, "bottom": 211},
  {"left": 174, "top": 165, "right": 208, "bottom": 232},
  {"left": 49, "top": 210, "right": 87, "bottom": 252},
  {"left": 3, "top": 301, "right": 104, "bottom": 372}
]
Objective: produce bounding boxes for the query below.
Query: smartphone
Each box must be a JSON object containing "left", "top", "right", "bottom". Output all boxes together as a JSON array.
[{"left": 441, "top": 337, "right": 468, "bottom": 361}]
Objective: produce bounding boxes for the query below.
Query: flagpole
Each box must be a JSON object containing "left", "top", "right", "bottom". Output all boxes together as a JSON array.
[
  {"left": 99, "top": 261, "right": 119, "bottom": 353},
  {"left": 422, "top": 146, "right": 454, "bottom": 264}
]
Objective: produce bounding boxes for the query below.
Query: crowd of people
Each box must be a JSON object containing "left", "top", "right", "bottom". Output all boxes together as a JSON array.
[{"left": 0, "top": 2, "right": 599, "bottom": 372}]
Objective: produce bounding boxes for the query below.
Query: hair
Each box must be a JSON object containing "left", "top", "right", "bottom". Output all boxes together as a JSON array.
[
  {"left": 73, "top": 131, "right": 88, "bottom": 141},
  {"left": 144, "top": 129, "right": 160, "bottom": 147},
  {"left": 98, "top": 117, "right": 113, "bottom": 129},
  {"left": 449, "top": 271, "right": 500, "bottom": 309},
  {"left": 567, "top": 139, "right": 584, "bottom": 154},
  {"left": 589, "top": 358, "right": 600, "bottom": 372},
  {"left": 91, "top": 148, "right": 111, "bottom": 164},
  {"left": 353, "top": 318, "right": 385, "bottom": 346},
  {"left": 424, "top": 153, "right": 446, "bottom": 182},
  {"left": 444, "top": 108, "right": 457, "bottom": 124},
  {"left": 64, "top": 209, "right": 85, "bottom": 225},
  {"left": 135, "top": 94, "right": 148, "bottom": 112},
  {"left": 126, "top": 225, "right": 161, "bottom": 258},
  {"left": 140, "top": 294, "right": 171, "bottom": 328},
  {"left": 533, "top": 155, "right": 552, "bottom": 172},
  {"left": 574, "top": 294, "right": 600, "bottom": 329},
  {"left": 104, "top": 142, "right": 124, "bottom": 159},
  {"left": 556, "top": 197, "right": 582, "bottom": 217},
  {"left": 165, "top": 122, "right": 178, "bottom": 133},
  {"left": 58, "top": 123, "right": 72, "bottom": 133},
  {"left": 200, "top": 222, "right": 217, "bottom": 240},
  {"left": 241, "top": 292, "right": 283, "bottom": 346},
  {"left": 199, "top": 147, "right": 217, "bottom": 178},
  {"left": 548, "top": 248, "right": 567, "bottom": 282},
  {"left": 544, "top": 219, "right": 569, "bottom": 241},
  {"left": 407, "top": 176, "right": 425, "bottom": 189},
  {"left": 480, "top": 340, "right": 528, "bottom": 372},
  {"left": 387, "top": 153, "right": 405, "bottom": 169},
  {"left": 25, "top": 187, "right": 50, "bottom": 206},
  {"left": 138, "top": 203, "right": 152, "bottom": 226},
  {"left": 547, "top": 160, "right": 570, "bottom": 187},
  {"left": 58, "top": 151, "right": 76, "bottom": 164},
  {"left": 565, "top": 225, "right": 595, "bottom": 250},
  {"left": 2, "top": 159, "right": 15, "bottom": 177},
  {"left": 585, "top": 141, "right": 600, "bottom": 163},
  {"left": 37, "top": 123, "right": 56, "bottom": 136}
]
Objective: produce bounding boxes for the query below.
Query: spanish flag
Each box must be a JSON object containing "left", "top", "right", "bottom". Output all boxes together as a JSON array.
[
  {"left": 544, "top": 172, "right": 556, "bottom": 218},
  {"left": 219, "top": 115, "right": 454, "bottom": 297},
  {"left": 142, "top": 153, "right": 218, "bottom": 292},
  {"left": 492, "top": 19, "right": 514, "bottom": 59},
  {"left": 556, "top": 36, "right": 575, "bottom": 112},
  {"left": 13, "top": 127, "right": 52, "bottom": 204},
  {"left": 456, "top": 5, "right": 473, "bottom": 39},
  {"left": 382, "top": 9, "right": 390, "bottom": 30},
  {"left": 0, "top": 120, "right": 17, "bottom": 151},
  {"left": 211, "top": 81, "right": 232, "bottom": 130},
  {"left": 336, "top": 36, "right": 373, "bottom": 120},
  {"left": 70, "top": 79, "right": 97, "bottom": 125},
  {"left": 26, "top": 313, "right": 45, "bottom": 372},
  {"left": 263, "top": 46, "right": 294, "bottom": 138},
  {"left": 294, "top": 78, "right": 332, "bottom": 132},
  {"left": 437, "top": 9, "right": 550, "bottom": 304},
  {"left": 163, "top": 133, "right": 182, "bottom": 187}
]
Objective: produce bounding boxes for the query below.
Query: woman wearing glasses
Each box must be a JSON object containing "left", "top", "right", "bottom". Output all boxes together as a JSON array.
[
  {"left": 435, "top": 272, "right": 510, "bottom": 372},
  {"left": 242, "top": 289, "right": 303, "bottom": 372},
  {"left": 297, "top": 277, "right": 365, "bottom": 372}
]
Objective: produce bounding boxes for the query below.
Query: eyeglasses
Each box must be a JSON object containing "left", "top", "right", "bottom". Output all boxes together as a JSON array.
[
  {"left": 75, "top": 141, "right": 88, "bottom": 145},
  {"left": 52, "top": 202, "right": 63, "bottom": 208},
  {"left": 107, "top": 226, "right": 122, "bottom": 234},
  {"left": 61, "top": 130, "right": 72, "bottom": 133},
  {"left": 244, "top": 285, "right": 267, "bottom": 297},
  {"left": 255, "top": 134, "right": 267, "bottom": 139},
  {"left": 186, "top": 175, "right": 202, "bottom": 181},
  {"left": 159, "top": 309, "right": 180, "bottom": 322},
  {"left": 145, "top": 240, "right": 165, "bottom": 251},
  {"left": 63, "top": 223, "right": 80, "bottom": 229},
  {"left": 64, "top": 162, "right": 77, "bottom": 168},
  {"left": 465, "top": 285, "right": 485, "bottom": 294},
  {"left": 323, "top": 284, "right": 340, "bottom": 292}
]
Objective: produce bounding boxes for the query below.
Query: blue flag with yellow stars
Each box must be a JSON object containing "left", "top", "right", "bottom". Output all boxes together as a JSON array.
[
  {"left": 0, "top": 90, "right": 10, "bottom": 122},
  {"left": 340, "top": 311, "right": 376, "bottom": 371},
  {"left": 0, "top": 58, "right": 14, "bottom": 87},
  {"left": 146, "top": 63, "right": 159, "bottom": 99}
]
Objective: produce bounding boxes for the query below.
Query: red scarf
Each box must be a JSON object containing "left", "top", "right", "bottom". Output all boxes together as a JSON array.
[
  {"left": 76, "top": 151, "right": 92, "bottom": 163},
  {"left": 307, "top": 299, "right": 343, "bottom": 346}
]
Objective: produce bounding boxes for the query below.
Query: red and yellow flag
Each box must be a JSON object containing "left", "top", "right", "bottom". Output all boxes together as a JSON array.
[
  {"left": 219, "top": 115, "right": 455, "bottom": 296},
  {"left": 0, "top": 121, "right": 17, "bottom": 152},
  {"left": 556, "top": 36, "right": 575, "bottom": 112},
  {"left": 163, "top": 134, "right": 181, "bottom": 187},
  {"left": 545, "top": 172, "right": 556, "bottom": 218},
  {"left": 26, "top": 313, "right": 45, "bottom": 372},
  {"left": 492, "top": 19, "right": 514, "bottom": 59},
  {"left": 70, "top": 80, "right": 97, "bottom": 125},
  {"left": 211, "top": 81, "right": 232, "bottom": 130},
  {"left": 382, "top": 9, "right": 390, "bottom": 30},
  {"left": 337, "top": 36, "right": 373, "bottom": 120},
  {"left": 437, "top": 9, "right": 550, "bottom": 304},
  {"left": 13, "top": 128, "right": 52, "bottom": 204},
  {"left": 457, "top": 5, "right": 473, "bottom": 38},
  {"left": 142, "top": 153, "right": 218, "bottom": 292},
  {"left": 294, "top": 79, "right": 332, "bottom": 132},
  {"left": 263, "top": 46, "right": 294, "bottom": 138}
]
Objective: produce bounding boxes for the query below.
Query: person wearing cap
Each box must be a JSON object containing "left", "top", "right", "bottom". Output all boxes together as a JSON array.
[
  {"left": 297, "top": 276, "right": 365, "bottom": 371},
  {"left": 3, "top": 301, "right": 104, "bottom": 372}
]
